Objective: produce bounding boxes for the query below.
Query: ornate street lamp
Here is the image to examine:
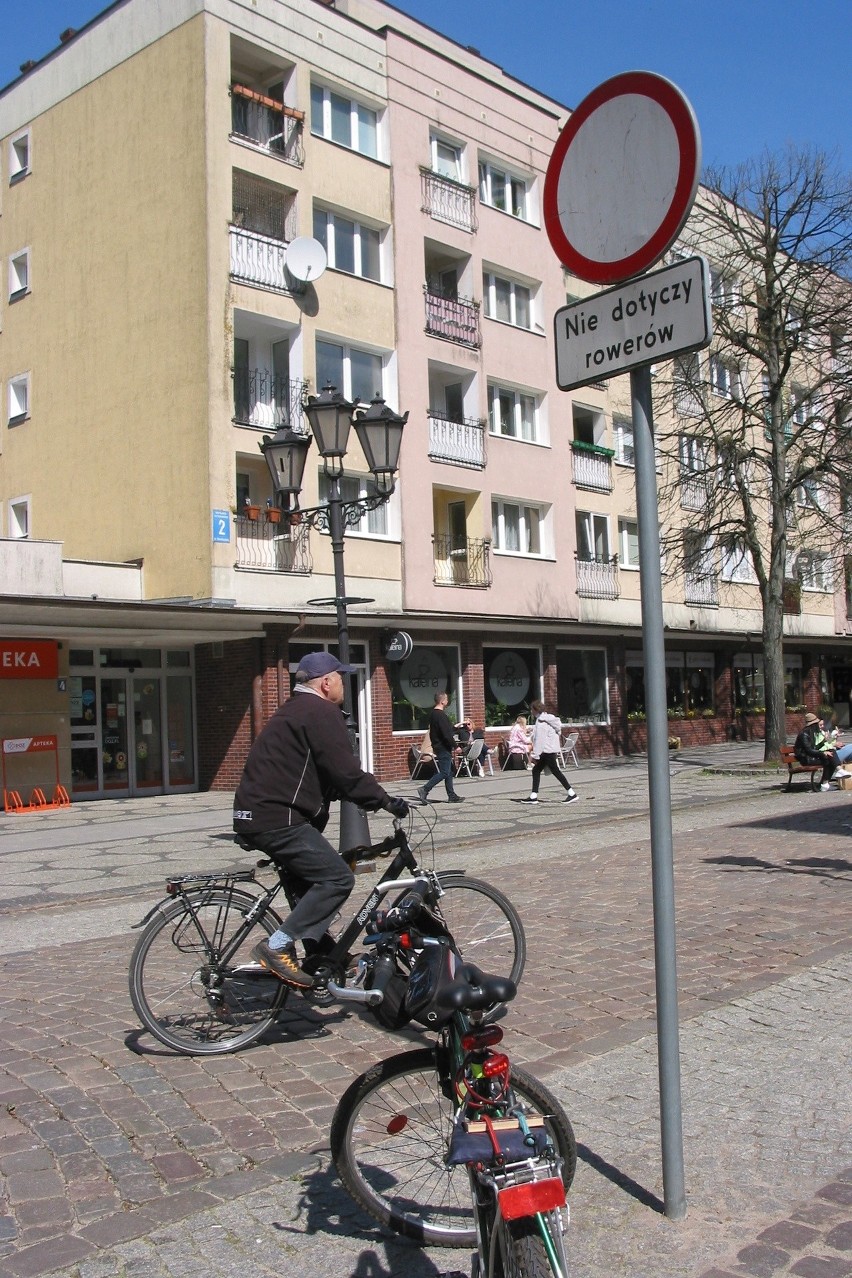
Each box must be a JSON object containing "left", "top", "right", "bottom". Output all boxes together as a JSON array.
[{"left": 260, "top": 386, "right": 407, "bottom": 853}]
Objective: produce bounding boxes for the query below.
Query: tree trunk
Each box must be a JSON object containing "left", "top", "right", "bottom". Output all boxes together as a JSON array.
[{"left": 763, "top": 597, "right": 786, "bottom": 760}]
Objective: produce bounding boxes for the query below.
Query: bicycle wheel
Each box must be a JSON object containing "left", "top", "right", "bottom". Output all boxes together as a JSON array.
[
  {"left": 129, "top": 888, "right": 287, "bottom": 1055},
  {"left": 492, "top": 1213, "right": 567, "bottom": 1278},
  {"left": 330, "top": 1050, "right": 576, "bottom": 1248},
  {"left": 436, "top": 875, "right": 526, "bottom": 987}
]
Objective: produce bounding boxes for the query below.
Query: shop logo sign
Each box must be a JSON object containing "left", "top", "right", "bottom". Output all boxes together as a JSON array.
[{"left": 0, "top": 640, "right": 59, "bottom": 680}]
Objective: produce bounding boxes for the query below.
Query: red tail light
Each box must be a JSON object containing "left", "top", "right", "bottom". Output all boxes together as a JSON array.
[
  {"left": 498, "top": 1177, "right": 565, "bottom": 1220},
  {"left": 481, "top": 1052, "right": 510, "bottom": 1078},
  {"left": 461, "top": 1025, "right": 504, "bottom": 1051}
]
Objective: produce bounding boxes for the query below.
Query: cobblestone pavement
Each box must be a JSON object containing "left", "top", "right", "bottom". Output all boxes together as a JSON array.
[{"left": 0, "top": 745, "right": 850, "bottom": 1276}]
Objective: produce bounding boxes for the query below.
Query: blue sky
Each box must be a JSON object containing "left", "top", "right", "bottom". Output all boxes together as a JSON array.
[{"left": 3, "top": 0, "right": 850, "bottom": 172}]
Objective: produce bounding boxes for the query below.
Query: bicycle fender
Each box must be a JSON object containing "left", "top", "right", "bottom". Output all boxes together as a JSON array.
[{"left": 130, "top": 900, "right": 171, "bottom": 929}]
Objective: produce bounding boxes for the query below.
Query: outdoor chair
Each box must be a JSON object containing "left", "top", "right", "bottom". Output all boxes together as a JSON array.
[
  {"left": 556, "top": 730, "right": 580, "bottom": 769},
  {"left": 454, "top": 738, "right": 487, "bottom": 779}
]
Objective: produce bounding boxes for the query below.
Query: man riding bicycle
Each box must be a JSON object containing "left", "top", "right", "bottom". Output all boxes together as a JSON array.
[{"left": 233, "top": 652, "right": 408, "bottom": 989}]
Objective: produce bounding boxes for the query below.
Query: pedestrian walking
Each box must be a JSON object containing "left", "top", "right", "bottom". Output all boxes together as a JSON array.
[
  {"left": 523, "top": 700, "right": 579, "bottom": 805},
  {"left": 418, "top": 691, "right": 465, "bottom": 803}
]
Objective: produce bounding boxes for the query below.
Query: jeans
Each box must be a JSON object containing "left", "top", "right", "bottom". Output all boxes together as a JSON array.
[
  {"left": 421, "top": 745, "right": 457, "bottom": 799},
  {"left": 250, "top": 823, "right": 355, "bottom": 943},
  {"left": 836, "top": 743, "right": 852, "bottom": 764}
]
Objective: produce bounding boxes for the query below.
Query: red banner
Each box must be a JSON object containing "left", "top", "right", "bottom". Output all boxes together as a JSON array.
[
  {"left": 0, "top": 640, "right": 59, "bottom": 680},
  {"left": 3, "top": 736, "right": 58, "bottom": 754}
]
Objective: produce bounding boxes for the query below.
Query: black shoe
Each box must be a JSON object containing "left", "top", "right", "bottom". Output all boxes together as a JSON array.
[
  {"left": 252, "top": 941, "right": 315, "bottom": 989},
  {"left": 564, "top": 792, "right": 580, "bottom": 804},
  {"left": 417, "top": 786, "right": 428, "bottom": 802},
  {"left": 447, "top": 795, "right": 465, "bottom": 803}
]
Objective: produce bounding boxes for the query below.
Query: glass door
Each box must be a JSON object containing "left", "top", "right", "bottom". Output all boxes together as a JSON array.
[
  {"left": 101, "top": 677, "right": 131, "bottom": 793},
  {"left": 131, "top": 678, "right": 164, "bottom": 790}
]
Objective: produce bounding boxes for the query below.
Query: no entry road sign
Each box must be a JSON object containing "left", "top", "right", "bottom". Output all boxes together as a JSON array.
[{"left": 544, "top": 71, "right": 701, "bottom": 285}]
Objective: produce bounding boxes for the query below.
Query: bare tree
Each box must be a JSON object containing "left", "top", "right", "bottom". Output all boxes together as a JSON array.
[{"left": 653, "top": 147, "right": 852, "bottom": 759}]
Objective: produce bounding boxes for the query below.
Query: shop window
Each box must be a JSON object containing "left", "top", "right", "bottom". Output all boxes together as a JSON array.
[
  {"left": 784, "top": 655, "right": 804, "bottom": 710},
  {"left": 483, "top": 647, "right": 542, "bottom": 726},
  {"left": 389, "top": 644, "right": 460, "bottom": 732},
  {"left": 556, "top": 649, "right": 609, "bottom": 724},
  {"left": 733, "top": 653, "right": 765, "bottom": 711}
]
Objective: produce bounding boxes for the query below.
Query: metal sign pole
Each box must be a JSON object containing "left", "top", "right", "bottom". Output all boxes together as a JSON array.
[{"left": 631, "top": 364, "right": 687, "bottom": 1220}]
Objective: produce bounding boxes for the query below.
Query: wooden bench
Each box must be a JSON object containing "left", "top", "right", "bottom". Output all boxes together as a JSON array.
[{"left": 780, "top": 744, "right": 821, "bottom": 791}]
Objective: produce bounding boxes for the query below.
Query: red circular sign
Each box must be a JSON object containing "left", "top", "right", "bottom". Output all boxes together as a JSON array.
[{"left": 544, "top": 72, "right": 701, "bottom": 285}]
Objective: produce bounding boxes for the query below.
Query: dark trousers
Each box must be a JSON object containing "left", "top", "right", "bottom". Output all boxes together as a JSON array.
[
  {"left": 421, "top": 745, "right": 457, "bottom": 798},
  {"left": 531, "top": 753, "right": 574, "bottom": 793},
  {"left": 820, "top": 751, "right": 839, "bottom": 784},
  {"left": 250, "top": 824, "right": 355, "bottom": 943}
]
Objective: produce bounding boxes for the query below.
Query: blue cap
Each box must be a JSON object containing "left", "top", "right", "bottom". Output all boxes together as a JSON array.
[{"left": 296, "top": 651, "right": 354, "bottom": 679}]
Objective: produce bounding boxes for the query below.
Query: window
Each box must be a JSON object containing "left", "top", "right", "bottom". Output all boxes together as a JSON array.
[
  {"left": 488, "top": 383, "right": 539, "bottom": 442},
  {"left": 483, "top": 647, "right": 542, "bottom": 724},
  {"left": 318, "top": 472, "right": 393, "bottom": 537},
  {"left": 613, "top": 417, "right": 635, "bottom": 466},
  {"left": 310, "top": 83, "right": 378, "bottom": 158},
  {"left": 618, "top": 518, "right": 640, "bottom": 569},
  {"left": 10, "top": 130, "right": 30, "bottom": 181},
  {"left": 8, "top": 497, "right": 29, "bottom": 539},
  {"left": 9, "top": 249, "right": 29, "bottom": 300},
  {"left": 556, "top": 648, "right": 609, "bottom": 725},
  {"left": 313, "top": 207, "right": 382, "bottom": 281},
  {"left": 7, "top": 373, "right": 29, "bottom": 424},
  {"left": 316, "top": 339, "right": 383, "bottom": 404},
  {"left": 576, "top": 511, "right": 610, "bottom": 562},
  {"left": 389, "top": 644, "right": 461, "bottom": 732},
  {"left": 720, "top": 538, "right": 757, "bottom": 584},
  {"left": 795, "top": 474, "right": 822, "bottom": 508},
  {"left": 431, "top": 135, "right": 463, "bottom": 182},
  {"left": 673, "top": 352, "right": 701, "bottom": 415},
  {"left": 733, "top": 652, "right": 765, "bottom": 711},
  {"left": 710, "top": 354, "right": 740, "bottom": 400},
  {"left": 483, "top": 271, "right": 532, "bottom": 330},
  {"left": 709, "top": 265, "right": 738, "bottom": 309},
  {"left": 798, "top": 551, "right": 833, "bottom": 592},
  {"left": 679, "top": 433, "right": 709, "bottom": 474},
  {"left": 784, "top": 654, "right": 804, "bottom": 709},
  {"left": 478, "top": 160, "right": 531, "bottom": 221},
  {"left": 492, "top": 499, "right": 546, "bottom": 556}
]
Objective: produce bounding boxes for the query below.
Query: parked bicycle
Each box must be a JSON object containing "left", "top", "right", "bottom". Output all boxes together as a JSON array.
[
  {"left": 331, "top": 893, "right": 575, "bottom": 1275},
  {"left": 128, "top": 803, "right": 525, "bottom": 1056}
]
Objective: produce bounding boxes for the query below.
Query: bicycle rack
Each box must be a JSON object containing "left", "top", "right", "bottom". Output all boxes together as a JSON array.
[{"left": 2, "top": 736, "right": 71, "bottom": 813}]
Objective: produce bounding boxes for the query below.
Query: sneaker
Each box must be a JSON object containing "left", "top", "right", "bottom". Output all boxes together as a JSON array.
[
  {"left": 447, "top": 794, "right": 465, "bottom": 803},
  {"left": 417, "top": 786, "right": 428, "bottom": 802},
  {"left": 834, "top": 768, "right": 851, "bottom": 779},
  {"left": 564, "top": 792, "right": 580, "bottom": 804},
  {"left": 820, "top": 782, "right": 831, "bottom": 791},
  {"left": 251, "top": 941, "right": 315, "bottom": 989},
  {"left": 522, "top": 795, "right": 538, "bottom": 803}
]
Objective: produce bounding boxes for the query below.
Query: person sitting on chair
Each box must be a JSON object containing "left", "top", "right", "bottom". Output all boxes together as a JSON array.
[
  {"left": 506, "top": 715, "right": 533, "bottom": 770},
  {"left": 794, "top": 712, "right": 850, "bottom": 791}
]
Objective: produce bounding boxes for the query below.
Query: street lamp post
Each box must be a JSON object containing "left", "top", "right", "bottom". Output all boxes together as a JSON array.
[{"left": 260, "top": 386, "right": 407, "bottom": 855}]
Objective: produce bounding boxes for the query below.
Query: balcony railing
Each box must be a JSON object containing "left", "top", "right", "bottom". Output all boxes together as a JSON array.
[
  {"left": 684, "top": 573, "right": 719, "bottom": 606},
  {"left": 232, "top": 368, "right": 307, "bottom": 431},
  {"left": 230, "top": 85, "right": 304, "bottom": 166},
  {"left": 576, "top": 556, "right": 619, "bottom": 599},
  {"left": 428, "top": 411, "right": 486, "bottom": 468},
  {"left": 571, "top": 441, "right": 614, "bottom": 493},
  {"left": 433, "top": 535, "right": 492, "bottom": 588},
  {"left": 234, "top": 515, "right": 312, "bottom": 573},
  {"left": 424, "top": 287, "right": 481, "bottom": 348},
  {"left": 420, "top": 167, "right": 478, "bottom": 232},
  {"left": 230, "top": 227, "right": 300, "bottom": 294},
  {"left": 680, "top": 472, "right": 709, "bottom": 510}
]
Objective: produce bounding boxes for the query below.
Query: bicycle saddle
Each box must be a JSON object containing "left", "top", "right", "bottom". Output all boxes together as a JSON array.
[{"left": 434, "top": 961, "right": 517, "bottom": 1012}]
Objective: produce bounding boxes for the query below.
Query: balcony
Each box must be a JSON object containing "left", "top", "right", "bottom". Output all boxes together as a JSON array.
[
  {"left": 680, "top": 472, "right": 709, "bottom": 510},
  {"left": 433, "top": 535, "right": 492, "bottom": 588},
  {"left": 229, "top": 227, "right": 301, "bottom": 294},
  {"left": 234, "top": 515, "right": 312, "bottom": 573},
  {"left": 684, "top": 573, "right": 719, "bottom": 606},
  {"left": 571, "top": 441, "right": 614, "bottom": 493},
  {"left": 424, "top": 287, "right": 481, "bottom": 348},
  {"left": 576, "top": 556, "right": 619, "bottom": 599},
  {"left": 420, "top": 168, "right": 478, "bottom": 232},
  {"left": 428, "top": 410, "right": 486, "bottom": 468},
  {"left": 230, "top": 85, "right": 304, "bottom": 166},
  {"left": 232, "top": 368, "right": 307, "bottom": 432}
]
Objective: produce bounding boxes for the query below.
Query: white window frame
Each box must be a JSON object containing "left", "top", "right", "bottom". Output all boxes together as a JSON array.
[
  {"left": 798, "top": 551, "right": 833, "bottom": 593},
  {"left": 9, "top": 248, "right": 30, "bottom": 300},
  {"left": 795, "top": 474, "right": 823, "bottom": 509},
  {"left": 318, "top": 470, "right": 399, "bottom": 540},
  {"left": 576, "top": 511, "right": 611, "bottom": 562},
  {"left": 430, "top": 133, "right": 464, "bottom": 182},
  {"left": 478, "top": 158, "right": 532, "bottom": 222},
  {"left": 9, "top": 129, "right": 31, "bottom": 181},
  {"left": 313, "top": 206, "right": 383, "bottom": 282},
  {"left": 315, "top": 338, "right": 386, "bottom": 405},
  {"left": 618, "top": 518, "right": 640, "bottom": 569},
  {"left": 709, "top": 353, "right": 740, "bottom": 400},
  {"left": 679, "top": 433, "right": 709, "bottom": 474},
  {"left": 491, "top": 497, "right": 549, "bottom": 557},
  {"left": 673, "top": 352, "right": 702, "bottom": 415},
  {"left": 487, "top": 382, "right": 540, "bottom": 443},
  {"left": 310, "top": 82, "right": 380, "bottom": 159},
  {"left": 7, "top": 372, "right": 30, "bottom": 424},
  {"left": 8, "top": 496, "right": 30, "bottom": 539},
  {"left": 613, "top": 416, "right": 635, "bottom": 466},
  {"left": 709, "top": 264, "right": 739, "bottom": 310},
  {"left": 483, "top": 271, "right": 533, "bottom": 330},
  {"left": 721, "top": 538, "right": 757, "bottom": 584}
]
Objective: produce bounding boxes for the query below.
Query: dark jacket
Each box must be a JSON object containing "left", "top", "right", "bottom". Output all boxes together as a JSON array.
[
  {"left": 428, "top": 705, "right": 457, "bottom": 753},
  {"left": 233, "top": 687, "right": 390, "bottom": 835},
  {"left": 794, "top": 722, "right": 832, "bottom": 765}
]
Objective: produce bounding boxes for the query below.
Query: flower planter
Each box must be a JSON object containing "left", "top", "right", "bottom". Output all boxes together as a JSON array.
[
  {"left": 244, "top": 505, "right": 261, "bottom": 521},
  {"left": 265, "top": 508, "right": 282, "bottom": 524}
]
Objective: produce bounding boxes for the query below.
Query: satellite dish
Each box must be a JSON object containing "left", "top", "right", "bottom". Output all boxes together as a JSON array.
[{"left": 285, "top": 237, "right": 327, "bottom": 283}]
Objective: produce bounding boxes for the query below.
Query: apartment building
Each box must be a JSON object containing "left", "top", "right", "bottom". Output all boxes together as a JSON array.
[{"left": 1, "top": 0, "right": 849, "bottom": 801}]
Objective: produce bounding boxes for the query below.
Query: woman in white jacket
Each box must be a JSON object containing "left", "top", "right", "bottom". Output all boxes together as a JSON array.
[{"left": 525, "top": 700, "right": 580, "bottom": 804}]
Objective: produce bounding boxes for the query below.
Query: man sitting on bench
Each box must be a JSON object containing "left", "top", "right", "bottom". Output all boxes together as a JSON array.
[{"left": 794, "top": 712, "right": 851, "bottom": 791}]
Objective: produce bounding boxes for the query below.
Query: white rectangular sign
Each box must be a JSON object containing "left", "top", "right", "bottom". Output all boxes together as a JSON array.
[{"left": 554, "top": 255, "right": 712, "bottom": 391}]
